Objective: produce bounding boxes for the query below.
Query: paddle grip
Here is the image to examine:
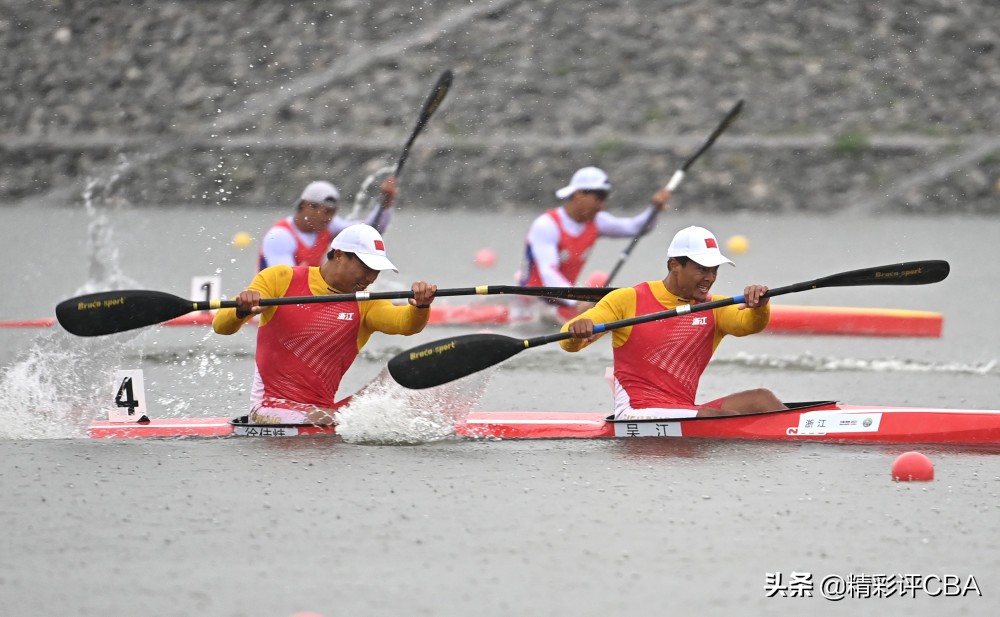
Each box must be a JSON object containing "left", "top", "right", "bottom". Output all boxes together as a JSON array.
[{"left": 665, "top": 170, "right": 685, "bottom": 191}]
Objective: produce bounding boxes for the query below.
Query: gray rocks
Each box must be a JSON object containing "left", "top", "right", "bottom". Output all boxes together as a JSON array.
[{"left": 1, "top": 0, "right": 998, "bottom": 214}]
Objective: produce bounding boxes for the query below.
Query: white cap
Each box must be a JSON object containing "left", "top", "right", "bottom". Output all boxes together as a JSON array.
[
  {"left": 555, "top": 166, "right": 611, "bottom": 199},
  {"left": 667, "top": 226, "right": 735, "bottom": 267},
  {"left": 329, "top": 224, "right": 398, "bottom": 272},
  {"left": 299, "top": 180, "right": 340, "bottom": 204}
]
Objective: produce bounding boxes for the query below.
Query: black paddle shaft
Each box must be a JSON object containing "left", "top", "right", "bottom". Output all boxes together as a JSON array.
[
  {"left": 539, "top": 259, "right": 949, "bottom": 346},
  {"left": 396, "top": 69, "right": 453, "bottom": 177},
  {"left": 373, "top": 70, "right": 453, "bottom": 229},
  {"left": 55, "top": 284, "right": 616, "bottom": 337},
  {"left": 388, "top": 259, "right": 950, "bottom": 389},
  {"left": 605, "top": 99, "right": 744, "bottom": 286}
]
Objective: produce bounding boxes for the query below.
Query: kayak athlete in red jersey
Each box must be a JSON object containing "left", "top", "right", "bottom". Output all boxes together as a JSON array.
[
  {"left": 562, "top": 225, "right": 786, "bottom": 420},
  {"left": 216, "top": 224, "right": 437, "bottom": 425}
]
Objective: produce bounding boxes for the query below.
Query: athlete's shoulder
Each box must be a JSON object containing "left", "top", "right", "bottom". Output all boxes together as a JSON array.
[
  {"left": 531, "top": 207, "right": 560, "bottom": 224},
  {"left": 603, "top": 285, "right": 638, "bottom": 306},
  {"left": 256, "top": 264, "right": 295, "bottom": 290},
  {"left": 266, "top": 216, "right": 295, "bottom": 231},
  {"left": 263, "top": 220, "right": 296, "bottom": 241},
  {"left": 261, "top": 264, "right": 295, "bottom": 275},
  {"left": 527, "top": 210, "right": 560, "bottom": 236}
]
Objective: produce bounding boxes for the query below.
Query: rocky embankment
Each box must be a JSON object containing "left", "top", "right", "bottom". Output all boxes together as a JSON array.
[{"left": 1, "top": 0, "right": 998, "bottom": 214}]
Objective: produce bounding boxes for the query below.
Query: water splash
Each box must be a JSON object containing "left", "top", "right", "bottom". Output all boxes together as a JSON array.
[
  {"left": 75, "top": 159, "right": 143, "bottom": 294},
  {"left": 0, "top": 331, "right": 133, "bottom": 438},
  {"left": 344, "top": 165, "right": 394, "bottom": 221},
  {"left": 0, "top": 159, "right": 147, "bottom": 438},
  {"left": 335, "top": 368, "right": 489, "bottom": 445},
  {"left": 145, "top": 330, "right": 250, "bottom": 418}
]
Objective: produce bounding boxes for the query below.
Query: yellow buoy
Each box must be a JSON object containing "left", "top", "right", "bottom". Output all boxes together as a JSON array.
[
  {"left": 232, "top": 231, "right": 253, "bottom": 248},
  {"left": 726, "top": 234, "right": 749, "bottom": 254}
]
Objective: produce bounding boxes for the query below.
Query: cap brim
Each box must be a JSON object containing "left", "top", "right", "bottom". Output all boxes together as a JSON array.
[
  {"left": 556, "top": 183, "right": 612, "bottom": 200},
  {"left": 555, "top": 186, "right": 575, "bottom": 199},
  {"left": 355, "top": 253, "right": 398, "bottom": 272},
  {"left": 688, "top": 252, "right": 735, "bottom": 267}
]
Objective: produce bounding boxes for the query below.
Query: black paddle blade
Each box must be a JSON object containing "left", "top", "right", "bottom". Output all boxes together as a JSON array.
[
  {"left": 680, "top": 99, "right": 744, "bottom": 171},
  {"left": 388, "top": 333, "right": 526, "bottom": 389},
  {"left": 56, "top": 290, "right": 195, "bottom": 336},
  {"left": 420, "top": 70, "right": 453, "bottom": 122},
  {"left": 817, "top": 260, "right": 950, "bottom": 288},
  {"left": 395, "top": 69, "right": 453, "bottom": 176}
]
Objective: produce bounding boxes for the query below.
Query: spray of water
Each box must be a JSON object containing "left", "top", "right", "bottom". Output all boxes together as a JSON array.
[
  {"left": 344, "top": 165, "right": 394, "bottom": 221},
  {"left": 0, "top": 331, "right": 135, "bottom": 438},
  {"left": 334, "top": 368, "right": 490, "bottom": 445},
  {"left": 75, "top": 159, "right": 143, "bottom": 293},
  {"left": 0, "top": 159, "right": 147, "bottom": 438}
]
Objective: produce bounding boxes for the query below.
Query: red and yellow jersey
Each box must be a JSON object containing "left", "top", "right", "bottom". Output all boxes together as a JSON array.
[
  {"left": 214, "top": 265, "right": 429, "bottom": 409},
  {"left": 560, "top": 279, "right": 769, "bottom": 407}
]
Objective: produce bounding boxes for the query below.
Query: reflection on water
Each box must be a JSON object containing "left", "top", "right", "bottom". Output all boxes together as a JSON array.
[{"left": 610, "top": 437, "right": 721, "bottom": 460}]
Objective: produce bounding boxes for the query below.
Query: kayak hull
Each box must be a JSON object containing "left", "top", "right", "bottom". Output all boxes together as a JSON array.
[{"left": 87, "top": 402, "right": 1000, "bottom": 444}]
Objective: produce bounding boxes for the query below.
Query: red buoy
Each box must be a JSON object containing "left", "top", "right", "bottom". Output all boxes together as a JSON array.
[
  {"left": 891, "top": 451, "right": 934, "bottom": 481},
  {"left": 474, "top": 248, "right": 497, "bottom": 268}
]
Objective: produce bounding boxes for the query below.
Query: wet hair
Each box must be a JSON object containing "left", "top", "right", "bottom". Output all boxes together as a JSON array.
[{"left": 670, "top": 256, "right": 691, "bottom": 267}]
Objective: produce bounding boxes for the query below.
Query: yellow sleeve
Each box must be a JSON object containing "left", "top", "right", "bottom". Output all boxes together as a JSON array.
[
  {"left": 559, "top": 287, "right": 638, "bottom": 352},
  {"left": 356, "top": 300, "right": 430, "bottom": 350},
  {"left": 713, "top": 300, "right": 770, "bottom": 339},
  {"left": 212, "top": 266, "right": 294, "bottom": 335}
]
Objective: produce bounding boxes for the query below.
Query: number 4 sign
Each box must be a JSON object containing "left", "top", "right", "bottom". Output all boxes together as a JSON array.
[{"left": 110, "top": 369, "right": 149, "bottom": 423}]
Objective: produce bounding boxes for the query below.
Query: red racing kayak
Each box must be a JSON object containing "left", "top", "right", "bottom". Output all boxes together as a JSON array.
[{"left": 88, "top": 401, "right": 1000, "bottom": 444}]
